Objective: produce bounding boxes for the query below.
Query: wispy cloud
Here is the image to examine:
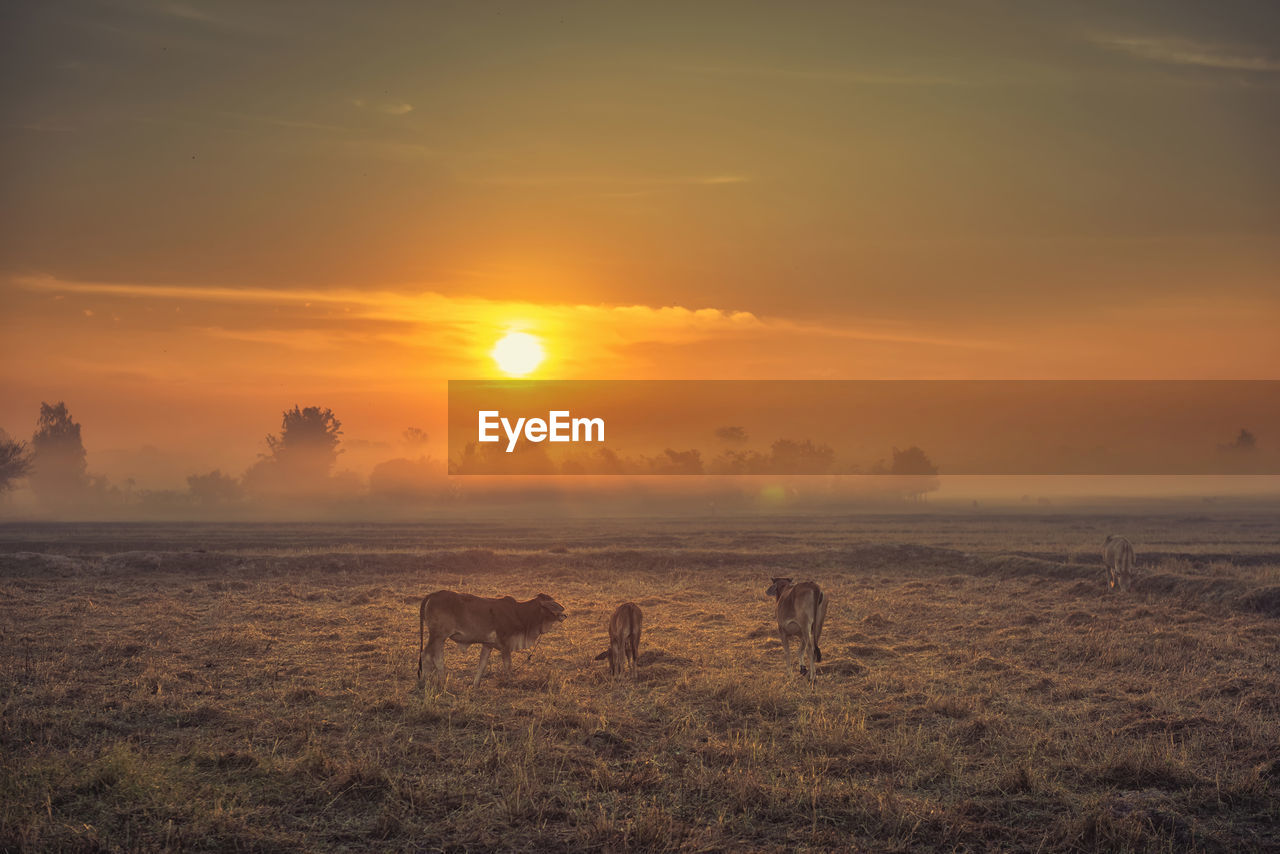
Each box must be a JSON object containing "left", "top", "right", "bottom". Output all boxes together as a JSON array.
[
  {"left": 675, "top": 63, "right": 967, "bottom": 87},
  {"left": 220, "top": 112, "right": 357, "bottom": 134},
  {"left": 14, "top": 275, "right": 1002, "bottom": 356},
  {"left": 351, "top": 98, "right": 415, "bottom": 116},
  {"left": 133, "top": 1, "right": 276, "bottom": 37},
  {"left": 1092, "top": 34, "right": 1280, "bottom": 73},
  {"left": 17, "top": 276, "right": 356, "bottom": 306},
  {"left": 6, "top": 120, "right": 78, "bottom": 133},
  {"left": 159, "top": 3, "right": 219, "bottom": 25},
  {"left": 156, "top": 111, "right": 442, "bottom": 160},
  {"left": 465, "top": 173, "right": 751, "bottom": 188}
]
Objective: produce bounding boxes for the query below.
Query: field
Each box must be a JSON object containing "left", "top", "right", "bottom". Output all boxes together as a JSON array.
[{"left": 2, "top": 513, "right": 1279, "bottom": 852}]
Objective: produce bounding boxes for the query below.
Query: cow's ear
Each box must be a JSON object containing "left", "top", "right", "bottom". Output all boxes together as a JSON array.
[{"left": 594, "top": 650, "right": 609, "bottom": 661}]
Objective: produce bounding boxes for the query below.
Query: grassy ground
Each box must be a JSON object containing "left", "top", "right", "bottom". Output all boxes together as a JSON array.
[{"left": 2, "top": 516, "right": 1278, "bottom": 852}]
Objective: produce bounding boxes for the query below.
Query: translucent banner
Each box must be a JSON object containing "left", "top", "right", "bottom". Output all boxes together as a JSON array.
[{"left": 447, "top": 380, "right": 1280, "bottom": 475}]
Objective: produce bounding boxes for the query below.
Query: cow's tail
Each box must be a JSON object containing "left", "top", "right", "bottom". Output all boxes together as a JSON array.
[{"left": 812, "top": 590, "right": 824, "bottom": 663}]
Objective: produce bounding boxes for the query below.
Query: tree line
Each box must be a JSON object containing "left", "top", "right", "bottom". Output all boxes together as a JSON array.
[
  {"left": 5, "top": 402, "right": 1263, "bottom": 510},
  {"left": 0, "top": 402, "right": 369, "bottom": 510}
]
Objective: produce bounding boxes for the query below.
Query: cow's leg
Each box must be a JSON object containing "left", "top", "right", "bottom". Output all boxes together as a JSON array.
[
  {"left": 803, "top": 625, "right": 816, "bottom": 685},
  {"left": 813, "top": 597, "right": 827, "bottom": 664},
  {"left": 500, "top": 648, "right": 514, "bottom": 681},
  {"left": 473, "top": 645, "right": 493, "bottom": 688},
  {"left": 798, "top": 624, "right": 812, "bottom": 680},
  {"left": 422, "top": 631, "right": 447, "bottom": 688},
  {"left": 781, "top": 632, "right": 793, "bottom": 675}
]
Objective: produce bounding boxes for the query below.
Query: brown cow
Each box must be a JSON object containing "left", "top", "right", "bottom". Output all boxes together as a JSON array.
[
  {"left": 594, "top": 602, "right": 642, "bottom": 677},
  {"left": 417, "top": 590, "right": 566, "bottom": 688},
  {"left": 1103, "top": 534, "right": 1136, "bottom": 592},
  {"left": 766, "top": 577, "right": 827, "bottom": 684}
]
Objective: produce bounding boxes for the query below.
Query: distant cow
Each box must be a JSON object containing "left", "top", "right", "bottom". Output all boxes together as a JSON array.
[
  {"left": 1103, "top": 534, "right": 1136, "bottom": 592},
  {"left": 594, "top": 602, "right": 642, "bottom": 677},
  {"left": 765, "top": 577, "right": 827, "bottom": 684},
  {"left": 417, "top": 590, "right": 567, "bottom": 688}
]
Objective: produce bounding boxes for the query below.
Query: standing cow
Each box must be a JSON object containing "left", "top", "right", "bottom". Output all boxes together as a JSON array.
[
  {"left": 765, "top": 577, "right": 827, "bottom": 684},
  {"left": 595, "top": 602, "right": 643, "bottom": 678},
  {"left": 1103, "top": 534, "right": 1136, "bottom": 592},
  {"left": 417, "top": 590, "right": 567, "bottom": 688}
]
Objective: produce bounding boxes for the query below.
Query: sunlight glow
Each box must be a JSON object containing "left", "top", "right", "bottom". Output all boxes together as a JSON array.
[{"left": 491, "top": 331, "right": 545, "bottom": 376}]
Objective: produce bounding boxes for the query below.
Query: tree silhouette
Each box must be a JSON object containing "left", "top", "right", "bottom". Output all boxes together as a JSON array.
[
  {"left": 1216, "top": 428, "right": 1261, "bottom": 474},
  {"left": 714, "top": 426, "right": 749, "bottom": 444},
  {"left": 403, "top": 427, "right": 429, "bottom": 448},
  {"left": 710, "top": 437, "right": 835, "bottom": 474},
  {"left": 710, "top": 448, "right": 769, "bottom": 474},
  {"left": 571, "top": 447, "right": 627, "bottom": 475},
  {"left": 0, "top": 428, "right": 33, "bottom": 493},
  {"left": 266, "top": 406, "right": 343, "bottom": 469},
  {"left": 1219, "top": 428, "right": 1257, "bottom": 453},
  {"left": 769, "top": 438, "right": 835, "bottom": 474},
  {"left": 243, "top": 405, "right": 344, "bottom": 495},
  {"left": 187, "top": 469, "right": 243, "bottom": 505},
  {"left": 647, "top": 448, "right": 703, "bottom": 474},
  {"left": 889, "top": 445, "right": 938, "bottom": 476},
  {"left": 871, "top": 445, "right": 940, "bottom": 501},
  {"left": 370, "top": 456, "right": 442, "bottom": 500},
  {"left": 450, "top": 438, "right": 557, "bottom": 475},
  {"left": 29, "top": 402, "right": 89, "bottom": 503}
]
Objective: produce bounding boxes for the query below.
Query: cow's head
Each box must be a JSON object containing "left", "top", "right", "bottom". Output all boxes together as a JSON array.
[
  {"left": 535, "top": 593, "right": 567, "bottom": 622},
  {"left": 766, "top": 577, "right": 792, "bottom": 598}
]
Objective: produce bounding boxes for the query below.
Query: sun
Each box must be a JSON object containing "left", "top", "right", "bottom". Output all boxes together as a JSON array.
[{"left": 491, "top": 331, "right": 545, "bottom": 376}]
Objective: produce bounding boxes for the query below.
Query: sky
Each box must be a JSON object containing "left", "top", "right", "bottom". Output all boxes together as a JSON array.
[{"left": 1, "top": 1, "right": 1278, "bottom": 488}]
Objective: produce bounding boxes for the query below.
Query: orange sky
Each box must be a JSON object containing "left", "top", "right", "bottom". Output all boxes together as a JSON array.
[{"left": 1, "top": 2, "right": 1278, "bottom": 489}]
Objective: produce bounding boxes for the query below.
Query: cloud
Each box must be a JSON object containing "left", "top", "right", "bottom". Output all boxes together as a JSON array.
[
  {"left": 1092, "top": 35, "right": 1280, "bottom": 73},
  {"left": 159, "top": 3, "right": 219, "bottom": 25},
  {"left": 691, "top": 175, "right": 751, "bottom": 185},
  {"left": 675, "top": 64, "right": 968, "bottom": 87},
  {"left": 464, "top": 173, "right": 751, "bottom": 188},
  {"left": 351, "top": 99, "right": 415, "bottom": 116},
  {"left": 7, "top": 120, "right": 78, "bottom": 133},
  {"left": 212, "top": 112, "right": 440, "bottom": 159},
  {"left": 130, "top": 1, "right": 276, "bottom": 37},
  {"left": 13, "top": 275, "right": 1002, "bottom": 358}
]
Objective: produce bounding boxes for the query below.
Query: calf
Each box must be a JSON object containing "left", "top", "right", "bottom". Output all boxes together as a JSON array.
[
  {"left": 594, "top": 602, "right": 643, "bottom": 677},
  {"left": 1103, "top": 534, "right": 1136, "bottom": 592},
  {"left": 417, "top": 590, "right": 567, "bottom": 688},
  {"left": 765, "top": 577, "right": 827, "bottom": 684}
]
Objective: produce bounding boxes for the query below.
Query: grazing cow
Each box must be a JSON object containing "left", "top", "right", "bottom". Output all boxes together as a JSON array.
[
  {"left": 594, "top": 602, "right": 643, "bottom": 677},
  {"left": 417, "top": 590, "right": 567, "bottom": 688},
  {"left": 765, "top": 577, "right": 827, "bottom": 684},
  {"left": 1103, "top": 534, "right": 1136, "bottom": 592}
]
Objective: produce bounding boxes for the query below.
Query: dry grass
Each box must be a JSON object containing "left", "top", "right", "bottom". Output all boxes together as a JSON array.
[{"left": 2, "top": 515, "right": 1279, "bottom": 852}]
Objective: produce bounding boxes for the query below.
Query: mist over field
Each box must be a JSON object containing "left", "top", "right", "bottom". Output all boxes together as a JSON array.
[{"left": 2, "top": 398, "right": 1278, "bottom": 523}]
